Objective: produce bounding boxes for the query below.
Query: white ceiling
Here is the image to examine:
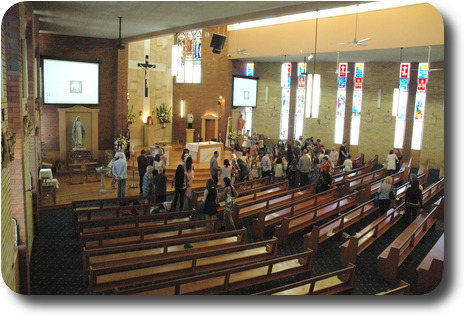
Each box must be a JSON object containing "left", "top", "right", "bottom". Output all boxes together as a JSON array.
[{"left": 31, "top": 1, "right": 444, "bottom": 63}]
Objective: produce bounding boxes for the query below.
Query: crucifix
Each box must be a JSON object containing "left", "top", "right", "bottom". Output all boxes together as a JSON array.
[{"left": 138, "top": 55, "right": 156, "bottom": 97}]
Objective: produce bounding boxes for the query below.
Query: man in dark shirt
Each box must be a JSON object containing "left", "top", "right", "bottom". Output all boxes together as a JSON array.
[
  {"left": 210, "top": 151, "right": 221, "bottom": 186},
  {"left": 137, "top": 149, "right": 148, "bottom": 194},
  {"left": 338, "top": 141, "right": 349, "bottom": 166},
  {"left": 152, "top": 166, "right": 167, "bottom": 203}
]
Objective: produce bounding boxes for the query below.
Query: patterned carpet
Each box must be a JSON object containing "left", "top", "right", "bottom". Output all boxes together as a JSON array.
[{"left": 30, "top": 169, "right": 444, "bottom": 295}]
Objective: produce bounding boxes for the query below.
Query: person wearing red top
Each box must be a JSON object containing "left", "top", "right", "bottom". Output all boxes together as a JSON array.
[{"left": 321, "top": 156, "right": 331, "bottom": 173}]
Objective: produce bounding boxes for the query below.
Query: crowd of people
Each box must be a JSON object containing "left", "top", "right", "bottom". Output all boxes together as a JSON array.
[{"left": 107, "top": 135, "right": 416, "bottom": 230}]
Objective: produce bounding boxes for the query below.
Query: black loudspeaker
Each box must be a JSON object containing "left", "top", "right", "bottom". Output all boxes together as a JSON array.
[{"left": 210, "top": 33, "right": 227, "bottom": 54}]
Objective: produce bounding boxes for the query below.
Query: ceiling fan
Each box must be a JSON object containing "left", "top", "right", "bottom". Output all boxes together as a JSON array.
[
  {"left": 337, "top": 4, "right": 371, "bottom": 46},
  {"left": 230, "top": 28, "right": 250, "bottom": 55}
]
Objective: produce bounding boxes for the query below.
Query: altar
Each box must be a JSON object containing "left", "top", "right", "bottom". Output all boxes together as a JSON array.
[{"left": 186, "top": 141, "right": 223, "bottom": 163}]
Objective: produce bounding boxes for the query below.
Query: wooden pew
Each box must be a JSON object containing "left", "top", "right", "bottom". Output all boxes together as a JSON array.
[
  {"left": 366, "top": 154, "right": 378, "bottom": 171},
  {"left": 275, "top": 191, "right": 359, "bottom": 245},
  {"left": 332, "top": 165, "right": 370, "bottom": 187},
  {"left": 252, "top": 187, "right": 338, "bottom": 239},
  {"left": 376, "top": 280, "right": 410, "bottom": 295},
  {"left": 416, "top": 233, "right": 444, "bottom": 293},
  {"left": 80, "top": 219, "right": 219, "bottom": 250},
  {"left": 254, "top": 264, "right": 356, "bottom": 295},
  {"left": 339, "top": 168, "right": 387, "bottom": 196},
  {"left": 72, "top": 195, "right": 157, "bottom": 227},
  {"left": 339, "top": 204, "right": 404, "bottom": 267},
  {"left": 232, "top": 183, "right": 316, "bottom": 226},
  {"left": 359, "top": 168, "right": 416, "bottom": 204},
  {"left": 303, "top": 199, "right": 379, "bottom": 253},
  {"left": 114, "top": 251, "right": 313, "bottom": 295},
  {"left": 190, "top": 176, "right": 271, "bottom": 209},
  {"left": 82, "top": 228, "right": 248, "bottom": 275},
  {"left": 89, "top": 237, "right": 279, "bottom": 293},
  {"left": 377, "top": 197, "right": 443, "bottom": 283},
  {"left": 421, "top": 178, "right": 444, "bottom": 206},
  {"left": 332, "top": 154, "right": 365, "bottom": 175},
  {"left": 77, "top": 208, "right": 197, "bottom": 235}
]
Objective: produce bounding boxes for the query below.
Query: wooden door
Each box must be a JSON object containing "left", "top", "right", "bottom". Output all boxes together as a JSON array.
[{"left": 205, "top": 119, "right": 215, "bottom": 141}]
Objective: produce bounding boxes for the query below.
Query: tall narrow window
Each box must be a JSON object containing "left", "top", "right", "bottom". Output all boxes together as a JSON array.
[
  {"left": 393, "top": 63, "right": 410, "bottom": 148},
  {"left": 294, "top": 62, "right": 306, "bottom": 139},
  {"left": 334, "top": 63, "right": 348, "bottom": 144},
  {"left": 411, "top": 62, "right": 428, "bottom": 150},
  {"left": 350, "top": 63, "right": 364, "bottom": 145},
  {"left": 280, "top": 63, "right": 291, "bottom": 140},
  {"left": 175, "top": 30, "right": 202, "bottom": 83},
  {"left": 244, "top": 63, "right": 254, "bottom": 134}
]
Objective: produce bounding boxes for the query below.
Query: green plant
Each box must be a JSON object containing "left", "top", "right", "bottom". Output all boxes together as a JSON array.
[
  {"left": 127, "top": 105, "right": 136, "bottom": 124},
  {"left": 156, "top": 103, "right": 172, "bottom": 123},
  {"left": 114, "top": 134, "right": 129, "bottom": 148}
]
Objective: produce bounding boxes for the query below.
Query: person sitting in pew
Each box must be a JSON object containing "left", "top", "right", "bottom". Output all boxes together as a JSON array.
[{"left": 404, "top": 179, "right": 423, "bottom": 227}]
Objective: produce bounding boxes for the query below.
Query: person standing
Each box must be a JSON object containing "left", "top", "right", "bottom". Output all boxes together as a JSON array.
[
  {"left": 152, "top": 166, "right": 167, "bottom": 203},
  {"left": 142, "top": 165, "right": 154, "bottom": 199},
  {"left": 172, "top": 164, "right": 188, "bottom": 211},
  {"left": 404, "top": 179, "right": 423, "bottom": 226},
  {"left": 377, "top": 176, "right": 395, "bottom": 216},
  {"left": 202, "top": 179, "right": 219, "bottom": 227},
  {"left": 297, "top": 149, "right": 311, "bottom": 187},
  {"left": 329, "top": 146, "right": 339, "bottom": 167},
  {"left": 338, "top": 141, "right": 349, "bottom": 166},
  {"left": 261, "top": 151, "right": 272, "bottom": 178},
  {"left": 274, "top": 155, "right": 284, "bottom": 182},
  {"left": 185, "top": 156, "right": 195, "bottom": 200},
  {"left": 343, "top": 154, "right": 353, "bottom": 172},
  {"left": 137, "top": 149, "right": 148, "bottom": 194},
  {"left": 385, "top": 149, "right": 399, "bottom": 175},
  {"left": 219, "top": 177, "right": 238, "bottom": 231},
  {"left": 237, "top": 114, "right": 246, "bottom": 135},
  {"left": 209, "top": 151, "right": 221, "bottom": 186},
  {"left": 395, "top": 149, "right": 403, "bottom": 172},
  {"left": 112, "top": 152, "right": 128, "bottom": 204},
  {"left": 220, "top": 159, "right": 232, "bottom": 187}
]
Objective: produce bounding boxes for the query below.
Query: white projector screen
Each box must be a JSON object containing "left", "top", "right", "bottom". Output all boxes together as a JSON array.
[
  {"left": 42, "top": 57, "right": 100, "bottom": 105},
  {"left": 232, "top": 76, "right": 258, "bottom": 107}
]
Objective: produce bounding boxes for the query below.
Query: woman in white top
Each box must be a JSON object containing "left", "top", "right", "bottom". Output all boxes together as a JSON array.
[
  {"left": 220, "top": 159, "right": 232, "bottom": 187},
  {"left": 385, "top": 149, "right": 399, "bottom": 175},
  {"left": 343, "top": 154, "right": 353, "bottom": 172}
]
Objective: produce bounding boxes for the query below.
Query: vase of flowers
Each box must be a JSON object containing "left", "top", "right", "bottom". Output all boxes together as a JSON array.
[
  {"left": 127, "top": 105, "right": 136, "bottom": 124},
  {"left": 156, "top": 103, "right": 172, "bottom": 128},
  {"left": 114, "top": 134, "right": 129, "bottom": 150},
  {"left": 228, "top": 130, "right": 238, "bottom": 146}
]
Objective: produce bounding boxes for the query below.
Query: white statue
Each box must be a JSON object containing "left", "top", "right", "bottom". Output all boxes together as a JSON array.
[{"left": 72, "top": 116, "right": 86, "bottom": 147}]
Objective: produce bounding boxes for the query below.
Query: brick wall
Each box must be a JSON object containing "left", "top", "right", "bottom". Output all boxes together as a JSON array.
[
  {"left": 39, "top": 34, "right": 120, "bottom": 154},
  {"left": 253, "top": 61, "right": 444, "bottom": 168},
  {"left": 172, "top": 28, "right": 234, "bottom": 144}
]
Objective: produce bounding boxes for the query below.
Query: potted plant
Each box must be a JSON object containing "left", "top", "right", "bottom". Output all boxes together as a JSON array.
[{"left": 156, "top": 103, "right": 172, "bottom": 128}]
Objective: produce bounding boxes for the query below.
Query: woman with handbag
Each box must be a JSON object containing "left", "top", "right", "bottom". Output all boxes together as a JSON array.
[
  {"left": 219, "top": 177, "right": 238, "bottom": 231},
  {"left": 377, "top": 176, "right": 395, "bottom": 216}
]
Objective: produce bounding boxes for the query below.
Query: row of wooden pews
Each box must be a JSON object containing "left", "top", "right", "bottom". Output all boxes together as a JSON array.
[{"left": 377, "top": 196, "right": 444, "bottom": 283}]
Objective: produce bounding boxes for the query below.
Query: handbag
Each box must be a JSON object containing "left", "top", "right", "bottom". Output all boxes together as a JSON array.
[
  {"left": 374, "top": 193, "right": 380, "bottom": 206},
  {"left": 389, "top": 189, "right": 395, "bottom": 199}
]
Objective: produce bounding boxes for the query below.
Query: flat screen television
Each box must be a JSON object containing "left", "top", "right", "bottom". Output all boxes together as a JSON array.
[
  {"left": 42, "top": 57, "right": 100, "bottom": 105},
  {"left": 232, "top": 75, "right": 259, "bottom": 107}
]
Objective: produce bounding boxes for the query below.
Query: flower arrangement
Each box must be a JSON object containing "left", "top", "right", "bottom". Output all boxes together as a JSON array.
[
  {"left": 228, "top": 131, "right": 238, "bottom": 140},
  {"left": 156, "top": 103, "right": 172, "bottom": 123},
  {"left": 114, "top": 134, "right": 129, "bottom": 148},
  {"left": 127, "top": 105, "right": 136, "bottom": 124}
]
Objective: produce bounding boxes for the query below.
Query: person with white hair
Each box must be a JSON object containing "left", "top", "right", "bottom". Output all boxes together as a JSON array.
[{"left": 112, "top": 151, "right": 128, "bottom": 202}]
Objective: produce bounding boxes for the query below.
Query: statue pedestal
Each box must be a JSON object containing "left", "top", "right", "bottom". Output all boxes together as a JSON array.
[{"left": 186, "top": 129, "right": 195, "bottom": 144}]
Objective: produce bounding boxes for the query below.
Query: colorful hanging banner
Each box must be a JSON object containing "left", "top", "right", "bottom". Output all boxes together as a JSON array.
[
  {"left": 400, "top": 63, "right": 410, "bottom": 78},
  {"left": 246, "top": 63, "right": 254, "bottom": 76},
  {"left": 339, "top": 63, "right": 348, "bottom": 77},
  {"left": 418, "top": 63, "right": 429, "bottom": 79}
]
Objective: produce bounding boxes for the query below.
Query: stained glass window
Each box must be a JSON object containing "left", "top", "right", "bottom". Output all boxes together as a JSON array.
[{"left": 176, "top": 30, "right": 202, "bottom": 83}]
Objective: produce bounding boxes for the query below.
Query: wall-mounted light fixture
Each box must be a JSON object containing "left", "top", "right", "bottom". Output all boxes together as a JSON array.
[
  {"left": 377, "top": 89, "right": 382, "bottom": 108},
  {"left": 180, "top": 100, "right": 185, "bottom": 118},
  {"left": 265, "top": 85, "right": 269, "bottom": 104},
  {"left": 217, "top": 96, "right": 224, "bottom": 105}
]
